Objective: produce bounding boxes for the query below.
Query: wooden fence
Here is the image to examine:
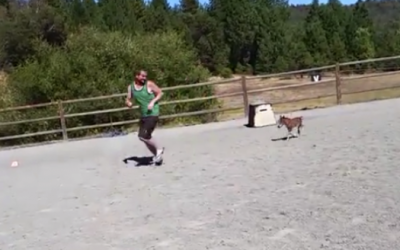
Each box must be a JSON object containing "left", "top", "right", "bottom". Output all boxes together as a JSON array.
[{"left": 1, "top": 55, "right": 400, "bottom": 144}]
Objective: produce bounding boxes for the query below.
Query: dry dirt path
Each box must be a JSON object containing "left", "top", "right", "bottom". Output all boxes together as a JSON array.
[{"left": 1, "top": 98, "right": 400, "bottom": 250}]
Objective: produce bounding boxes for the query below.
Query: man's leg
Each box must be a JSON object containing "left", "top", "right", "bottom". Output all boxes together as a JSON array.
[
  {"left": 138, "top": 117, "right": 156, "bottom": 156},
  {"left": 138, "top": 117, "right": 164, "bottom": 161},
  {"left": 142, "top": 139, "right": 157, "bottom": 155},
  {"left": 146, "top": 116, "right": 164, "bottom": 162},
  {"left": 152, "top": 140, "right": 164, "bottom": 163}
]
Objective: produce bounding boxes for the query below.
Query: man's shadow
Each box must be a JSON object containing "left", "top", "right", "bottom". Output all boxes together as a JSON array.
[{"left": 123, "top": 156, "right": 154, "bottom": 167}]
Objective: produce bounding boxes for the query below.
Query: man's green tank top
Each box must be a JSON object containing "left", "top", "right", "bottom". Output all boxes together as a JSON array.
[{"left": 131, "top": 81, "right": 160, "bottom": 117}]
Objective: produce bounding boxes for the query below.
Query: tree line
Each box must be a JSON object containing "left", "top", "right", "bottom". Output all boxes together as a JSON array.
[
  {"left": 0, "top": 0, "right": 399, "bottom": 145},
  {"left": 2, "top": 0, "right": 400, "bottom": 77}
]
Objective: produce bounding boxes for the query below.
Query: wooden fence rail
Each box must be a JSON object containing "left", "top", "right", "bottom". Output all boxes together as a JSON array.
[{"left": 2, "top": 55, "right": 400, "bottom": 144}]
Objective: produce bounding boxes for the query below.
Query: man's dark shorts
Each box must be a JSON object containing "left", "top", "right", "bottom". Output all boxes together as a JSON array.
[{"left": 138, "top": 116, "right": 159, "bottom": 140}]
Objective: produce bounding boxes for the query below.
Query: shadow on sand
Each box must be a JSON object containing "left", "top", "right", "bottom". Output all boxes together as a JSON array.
[
  {"left": 122, "top": 156, "right": 163, "bottom": 167},
  {"left": 271, "top": 135, "right": 298, "bottom": 141}
]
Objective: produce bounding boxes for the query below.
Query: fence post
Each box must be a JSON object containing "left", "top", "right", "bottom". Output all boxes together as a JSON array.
[
  {"left": 58, "top": 100, "right": 68, "bottom": 141},
  {"left": 241, "top": 75, "right": 249, "bottom": 117},
  {"left": 335, "top": 63, "right": 342, "bottom": 105}
]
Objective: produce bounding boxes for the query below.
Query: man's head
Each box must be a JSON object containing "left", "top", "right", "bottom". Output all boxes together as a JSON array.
[{"left": 135, "top": 70, "right": 147, "bottom": 84}]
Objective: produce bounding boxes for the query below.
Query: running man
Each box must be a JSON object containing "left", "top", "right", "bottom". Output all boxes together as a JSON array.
[{"left": 126, "top": 70, "right": 165, "bottom": 164}]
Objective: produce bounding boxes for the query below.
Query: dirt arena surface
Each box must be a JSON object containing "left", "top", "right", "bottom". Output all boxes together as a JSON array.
[{"left": 1, "top": 98, "right": 400, "bottom": 250}]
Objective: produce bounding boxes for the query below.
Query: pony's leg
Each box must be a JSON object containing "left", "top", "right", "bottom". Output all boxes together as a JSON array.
[{"left": 286, "top": 128, "right": 293, "bottom": 140}]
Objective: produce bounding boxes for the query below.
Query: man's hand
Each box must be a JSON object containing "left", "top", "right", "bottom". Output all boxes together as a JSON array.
[
  {"left": 147, "top": 101, "right": 154, "bottom": 110},
  {"left": 126, "top": 99, "right": 133, "bottom": 108}
]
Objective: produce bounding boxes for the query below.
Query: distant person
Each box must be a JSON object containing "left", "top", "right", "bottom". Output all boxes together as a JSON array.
[{"left": 125, "top": 70, "right": 165, "bottom": 164}]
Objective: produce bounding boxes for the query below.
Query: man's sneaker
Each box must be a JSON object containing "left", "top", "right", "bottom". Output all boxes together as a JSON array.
[{"left": 153, "top": 147, "right": 165, "bottom": 164}]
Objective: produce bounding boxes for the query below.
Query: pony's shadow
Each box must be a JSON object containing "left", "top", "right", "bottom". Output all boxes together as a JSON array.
[
  {"left": 123, "top": 156, "right": 154, "bottom": 167},
  {"left": 271, "top": 135, "right": 298, "bottom": 141}
]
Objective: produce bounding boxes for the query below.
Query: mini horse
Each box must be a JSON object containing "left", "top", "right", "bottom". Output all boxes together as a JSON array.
[{"left": 277, "top": 115, "right": 304, "bottom": 140}]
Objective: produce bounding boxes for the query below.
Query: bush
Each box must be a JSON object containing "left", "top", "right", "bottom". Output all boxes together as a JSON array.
[
  {"left": 2, "top": 27, "right": 217, "bottom": 146},
  {"left": 218, "top": 67, "right": 233, "bottom": 78}
]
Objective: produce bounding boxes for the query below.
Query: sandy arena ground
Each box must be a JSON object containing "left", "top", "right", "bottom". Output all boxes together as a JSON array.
[{"left": 1, "top": 99, "right": 400, "bottom": 250}]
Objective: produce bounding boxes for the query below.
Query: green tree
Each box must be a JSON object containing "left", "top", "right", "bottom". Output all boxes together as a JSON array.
[
  {"left": 252, "top": 0, "right": 290, "bottom": 73},
  {"left": 210, "top": 0, "right": 255, "bottom": 71},
  {"left": 303, "top": 0, "right": 329, "bottom": 66},
  {"left": 143, "top": 0, "right": 172, "bottom": 32},
  {"left": 354, "top": 27, "right": 375, "bottom": 59},
  {"left": 320, "top": 0, "right": 347, "bottom": 62},
  {"left": 180, "top": 0, "right": 199, "bottom": 14},
  {"left": 177, "top": 0, "right": 228, "bottom": 73},
  {"left": 81, "top": 0, "right": 101, "bottom": 27},
  {"left": 0, "top": 0, "right": 9, "bottom": 9},
  {"left": 0, "top": 1, "right": 67, "bottom": 68},
  {"left": 346, "top": 0, "right": 374, "bottom": 60},
  {"left": 353, "top": 0, "right": 373, "bottom": 29},
  {"left": 377, "top": 19, "right": 400, "bottom": 57},
  {"left": 97, "top": 0, "right": 142, "bottom": 33},
  {"left": 67, "top": 0, "right": 85, "bottom": 27},
  {"left": 285, "top": 27, "right": 313, "bottom": 70}
]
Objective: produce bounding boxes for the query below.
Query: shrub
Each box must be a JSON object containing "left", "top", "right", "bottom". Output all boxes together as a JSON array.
[{"left": 218, "top": 67, "right": 233, "bottom": 78}]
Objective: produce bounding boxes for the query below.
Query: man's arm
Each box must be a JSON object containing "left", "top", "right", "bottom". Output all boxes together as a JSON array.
[
  {"left": 125, "top": 85, "right": 133, "bottom": 107},
  {"left": 148, "top": 80, "right": 163, "bottom": 104}
]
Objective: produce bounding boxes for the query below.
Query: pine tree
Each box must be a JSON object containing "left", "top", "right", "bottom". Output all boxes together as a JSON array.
[
  {"left": 353, "top": 0, "right": 373, "bottom": 29},
  {"left": 211, "top": 0, "right": 255, "bottom": 71},
  {"left": 252, "top": 0, "right": 290, "bottom": 73},
  {"left": 346, "top": 0, "right": 374, "bottom": 60},
  {"left": 180, "top": 0, "right": 199, "bottom": 14},
  {"left": 81, "top": 0, "right": 101, "bottom": 27},
  {"left": 143, "top": 0, "right": 172, "bottom": 32},
  {"left": 303, "top": 0, "right": 330, "bottom": 66},
  {"left": 320, "top": 0, "right": 347, "bottom": 62}
]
